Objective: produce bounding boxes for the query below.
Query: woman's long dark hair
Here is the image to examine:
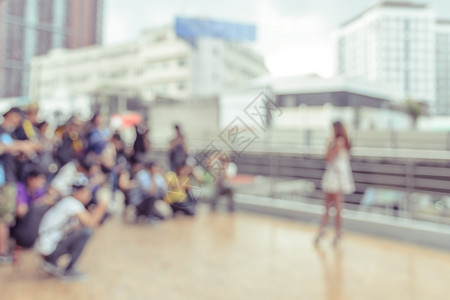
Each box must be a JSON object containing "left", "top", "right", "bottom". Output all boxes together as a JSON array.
[{"left": 333, "top": 121, "right": 351, "bottom": 150}]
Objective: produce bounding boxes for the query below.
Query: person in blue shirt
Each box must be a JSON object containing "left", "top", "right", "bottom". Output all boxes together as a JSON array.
[{"left": 134, "top": 161, "right": 167, "bottom": 222}]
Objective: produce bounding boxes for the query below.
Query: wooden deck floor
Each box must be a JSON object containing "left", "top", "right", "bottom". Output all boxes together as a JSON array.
[{"left": 1, "top": 206, "right": 450, "bottom": 300}]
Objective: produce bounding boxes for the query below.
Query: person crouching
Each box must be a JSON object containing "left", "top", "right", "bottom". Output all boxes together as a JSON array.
[{"left": 35, "top": 173, "right": 109, "bottom": 281}]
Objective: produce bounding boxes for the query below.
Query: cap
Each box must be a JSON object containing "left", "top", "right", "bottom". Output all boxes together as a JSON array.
[
  {"left": 72, "top": 173, "right": 90, "bottom": 190},
  {"left": 3, "top": 107, "right": 22, "bottom": 117}
]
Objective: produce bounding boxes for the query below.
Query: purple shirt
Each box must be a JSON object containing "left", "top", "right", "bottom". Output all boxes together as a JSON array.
[{"left": 16, "top": 182, "right": 46, "bottom": 206}]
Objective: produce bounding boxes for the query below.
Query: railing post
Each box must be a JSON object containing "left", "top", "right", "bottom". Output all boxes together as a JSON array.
[
  {"left": 304, "top": 128, "right": 311, "bottom": 154},
  {"left": 447, "top": 132, "right": 450, "bottom": 151},
  {"left": 404, "top": 161, "right": 415, "bottom": 220},
  {"left": 390, "top": 130, "right": 398, "bottom": 149},
  {"left": 266, "top": 129, "right": 275, "bottom": 198}
]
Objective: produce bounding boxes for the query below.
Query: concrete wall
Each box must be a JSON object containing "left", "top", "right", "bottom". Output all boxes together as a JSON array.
[{"left": 149, "top": 99, "right": 220, "bottom": 146}]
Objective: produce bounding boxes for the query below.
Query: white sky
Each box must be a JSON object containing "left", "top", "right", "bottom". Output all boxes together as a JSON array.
[{"left": 103, "top": 0, "right": 450, "bottom": 78}]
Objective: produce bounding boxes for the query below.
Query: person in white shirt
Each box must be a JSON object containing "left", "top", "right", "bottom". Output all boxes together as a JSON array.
[
  {"left": 48, "top": 156, "right": 98, "bottom": 200},
  {"left": 36, "top": 174, "right": 110, "bottom": 281}
]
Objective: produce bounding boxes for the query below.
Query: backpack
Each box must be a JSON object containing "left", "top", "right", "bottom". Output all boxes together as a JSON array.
[{"left": 10, "top": 203, "right": 52, "bottom": 248}]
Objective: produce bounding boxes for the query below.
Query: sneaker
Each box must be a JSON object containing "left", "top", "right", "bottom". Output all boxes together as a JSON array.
[
  {"left": 59, "top": 269, "right": 89, "bottom": 282},
  {"left": 0, "top": 254, "right": 13, "bottom": 266},
  {"left": 41, "top": 261, "right": 63, "bottom": 277},
  {"left": 332, "top": 231, "right": 343, "bottom": 247},
  {"left": 147, "top": 215, "right": 163, "bottom": 224}
]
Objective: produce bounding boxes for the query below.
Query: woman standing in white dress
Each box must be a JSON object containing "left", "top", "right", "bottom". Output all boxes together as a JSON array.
[{"left": 315, "top": 121, "right": 355, "bottom": 246}]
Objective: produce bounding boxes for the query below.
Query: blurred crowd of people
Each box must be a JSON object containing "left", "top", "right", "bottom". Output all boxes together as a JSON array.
[{"left": 0, "top": 104, "right": 235, "bottom": 281}]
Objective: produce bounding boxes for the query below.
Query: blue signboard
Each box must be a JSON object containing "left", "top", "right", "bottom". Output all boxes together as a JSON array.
[{"left": 175, "top": 17, "right": 256, "bottom": 44}]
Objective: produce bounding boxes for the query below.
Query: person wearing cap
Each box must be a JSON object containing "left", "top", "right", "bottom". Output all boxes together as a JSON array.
[{"left": 35, "top": 174, "right": 110, "bottom": 281}]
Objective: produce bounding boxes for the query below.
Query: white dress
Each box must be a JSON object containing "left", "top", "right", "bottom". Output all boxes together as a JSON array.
[{"left": 321, "top": 147, "right": 355, "bottom": 195}]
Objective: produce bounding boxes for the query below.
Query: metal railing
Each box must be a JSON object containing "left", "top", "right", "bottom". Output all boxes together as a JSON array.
[
  {"left": 230, "top": 152, "right": 450, "bottom": 225},
  {"left": 150, "top": 139, "right": 450, "bottom": 226}
]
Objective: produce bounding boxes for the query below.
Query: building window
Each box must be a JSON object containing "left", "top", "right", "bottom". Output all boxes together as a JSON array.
[
  {"left": 6, "top": 23, "right": 24, "bottom": 60},
  {"left": 65, "top": 0, "right": 71, "bottom": 27},
  {"left": 38, "top": 0, "right": 54, "bottom": 23},
  {"left": 7, "top": 0, "right": 26, "bottom": 17},
  {"left": 178, "top": 58, "right": 186, "bottom": 67},
  {"left": 212, "top": 73, "right": 220, "bottom": 81},
  {"left": 36, "top": 29, "right": 53, "bottom": 55},
  {"left": 109, "top": 70, "right": 126, "bottom": 79},
  {"left": 155, "top": 34, "right": 166, "bottom": 42},
  {"left": 281, "top": 95, "right": 297, "bottom": 107},
  {"left": 136, "top": 68, "right": 144, "bottom": 76},
  {"left": 3, "top": 68, "right": 22, "bottom": 98}
]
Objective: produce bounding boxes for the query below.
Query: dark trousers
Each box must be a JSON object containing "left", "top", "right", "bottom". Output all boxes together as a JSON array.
[
  {"left": 211, "top": 186, "right": 235, "bottom": 212},
  {"left": 171, "top": 193, "right": 196, "bottom": 216},
  {"left": 136, "top": 196, "right": 165, "bottom": 220},
  {"left": 44, "top": 227, "right": 92, "bottom": 271}
]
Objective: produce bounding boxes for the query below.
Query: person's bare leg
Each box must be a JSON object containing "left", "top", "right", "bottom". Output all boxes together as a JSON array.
[
  {"left": 320, "top": 196, "right": 332, "bottom": 230},
  {"left": 315, "top": 194, "right": 332, "bottom": 244},
  {"left": 0, "top": 223, "right": 9, "bottom": 256},
  {"left": 333, "top": 194, "right": 343, "bottom": 246}
]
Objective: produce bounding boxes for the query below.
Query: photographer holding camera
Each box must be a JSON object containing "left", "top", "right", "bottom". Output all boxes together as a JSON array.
[{"left": 36, "top": 174, "right": 110, "bottom": 281}]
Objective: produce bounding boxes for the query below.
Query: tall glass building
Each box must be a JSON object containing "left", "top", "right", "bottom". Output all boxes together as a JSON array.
[
  {"left": 336, "top": 1, "right": 436, "bottom": 112},
  {"left": 436, "top": 20, "right": 450, "bottom": 115},
  {"left": 0, "top": 0, "right": 103, "bottom": 100}
]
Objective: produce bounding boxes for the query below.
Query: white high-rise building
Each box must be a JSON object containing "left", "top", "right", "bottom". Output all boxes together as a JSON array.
[
  {"left": 336, "top": 1, "right": 436, "bottom": 110},
  {"left": 436, "top": 20, "right": 450, "bottom": 115},
  {"left": 29, "top": 23, "right": 267, "bottom": 108}
]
